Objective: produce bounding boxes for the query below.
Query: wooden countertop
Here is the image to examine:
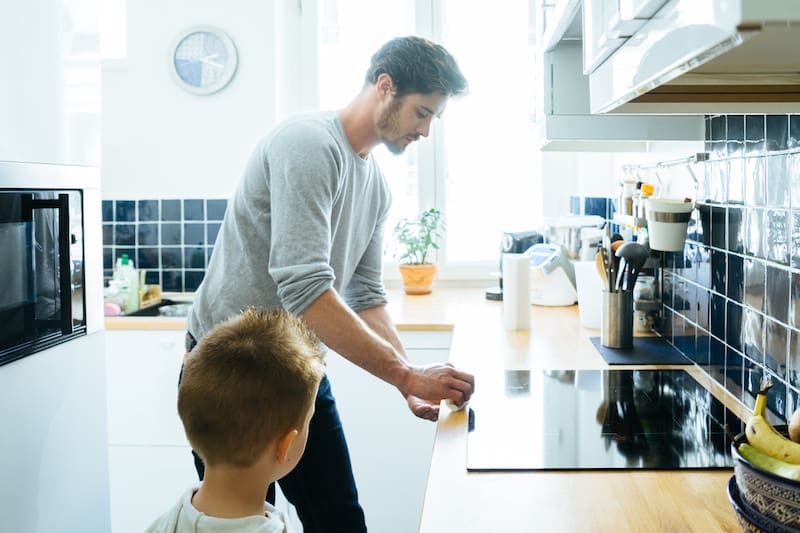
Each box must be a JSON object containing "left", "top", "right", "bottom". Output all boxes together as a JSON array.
[
  {"left": 418, "top": 289, "right": 744, "bottom": 533},
  {"left": 105, "top": 288, "right": 744, "bottom": 531}
]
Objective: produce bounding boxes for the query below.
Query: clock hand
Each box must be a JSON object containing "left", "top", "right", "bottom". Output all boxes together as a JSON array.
[{"left": 197, "top": 56, "right": 224, "bottom": 68}]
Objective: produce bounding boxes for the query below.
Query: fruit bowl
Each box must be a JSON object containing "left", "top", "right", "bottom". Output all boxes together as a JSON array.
[
  {"left": 732, "top": 427, "right": 800, "bottom": 529},
  {"left": 727, "top": 475, "right": 794, "bottom": 533}
]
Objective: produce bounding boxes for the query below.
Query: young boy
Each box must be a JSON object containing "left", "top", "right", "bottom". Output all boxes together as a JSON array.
[{"left": 147, "top": 307, "right": 325, "bottom": 533}]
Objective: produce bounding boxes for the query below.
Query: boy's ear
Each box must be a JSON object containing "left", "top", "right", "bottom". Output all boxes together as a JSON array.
[{"left": 275, "top": 429, "right": 299, "bottom": 464}]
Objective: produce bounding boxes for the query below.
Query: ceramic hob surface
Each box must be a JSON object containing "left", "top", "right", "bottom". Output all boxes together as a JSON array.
[{"left": 466, "top": 369, "right": 743, "bottom": 471}]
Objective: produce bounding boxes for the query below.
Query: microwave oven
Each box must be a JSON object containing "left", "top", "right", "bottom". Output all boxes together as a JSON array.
[{"left": 0, "top": 187, "right": 87, "bottom": 365}]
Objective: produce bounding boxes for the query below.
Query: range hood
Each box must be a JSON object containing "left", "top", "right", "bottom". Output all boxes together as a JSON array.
[
  {"left": 539, "top": 41, "right": 704, "bottom": 151},
  {"left": 589, "top": 0, "right": 800, "bottom": 114}
]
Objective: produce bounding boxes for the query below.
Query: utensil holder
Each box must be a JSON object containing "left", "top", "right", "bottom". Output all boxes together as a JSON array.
[{"left": 601, "top": 290, "right": 633, "bottom": 348}]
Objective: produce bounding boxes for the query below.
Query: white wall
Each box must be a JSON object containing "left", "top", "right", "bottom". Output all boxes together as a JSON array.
[{"left": 102, "top": 0, "right": 282, "bottom": 199}]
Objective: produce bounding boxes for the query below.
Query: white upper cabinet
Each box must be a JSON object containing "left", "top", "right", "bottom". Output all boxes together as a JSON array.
[
  {"left": 587, "top": 0, "right": 800, "bottom": 114},
  {"left": 533, "top": 1, "right": 703, "bottom": 151},
  {"left": 0, "top": 0, "right": 101, "bottom": 166}
]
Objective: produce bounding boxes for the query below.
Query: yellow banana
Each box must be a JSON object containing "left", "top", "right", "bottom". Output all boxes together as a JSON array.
[
  {"left": 738, "top": 443, "right": 800, "bottom": 481},
  {"left": 745, "top": 384, "right": 800, "bottom": 464}
]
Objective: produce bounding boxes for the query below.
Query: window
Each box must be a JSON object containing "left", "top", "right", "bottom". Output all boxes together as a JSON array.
[{"left": 314, "top": 0, "right": 539, "bottom": 278}]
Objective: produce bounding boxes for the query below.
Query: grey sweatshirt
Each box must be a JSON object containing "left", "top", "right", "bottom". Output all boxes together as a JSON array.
[{"left": 188, "top": 111, "right": 391, "bottom": 340}]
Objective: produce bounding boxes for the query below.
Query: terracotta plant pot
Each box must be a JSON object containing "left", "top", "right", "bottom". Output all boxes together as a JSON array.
[{"left": 399, "top": 264, "right": 437, "bottom": 295}]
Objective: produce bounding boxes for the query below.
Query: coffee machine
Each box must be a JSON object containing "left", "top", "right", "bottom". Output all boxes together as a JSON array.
[{"left": 485, "top": 230, "right": 543, "bottom": 301}]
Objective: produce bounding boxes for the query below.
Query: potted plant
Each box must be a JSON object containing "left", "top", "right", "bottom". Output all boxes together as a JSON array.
[{"left": 392, "top": 208, "right": 444, "bottom": 295}]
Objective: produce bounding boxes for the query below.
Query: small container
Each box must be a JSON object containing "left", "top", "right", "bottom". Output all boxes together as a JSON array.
[
  {"left": 600, "top": 290, "right": 633, "bottom": 348},
  {"left": 645, "top": 197, "right": 694, "bottom": 252}
]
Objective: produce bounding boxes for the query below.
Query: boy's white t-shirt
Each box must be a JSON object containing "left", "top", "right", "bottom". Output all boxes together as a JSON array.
[{"left": 146, "top": 486, "right": 292, "bottom": 533}]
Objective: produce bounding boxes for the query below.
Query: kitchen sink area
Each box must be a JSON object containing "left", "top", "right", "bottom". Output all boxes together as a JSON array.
[{"left": 123, "top": 298, "right": 193, "bottom": 318}]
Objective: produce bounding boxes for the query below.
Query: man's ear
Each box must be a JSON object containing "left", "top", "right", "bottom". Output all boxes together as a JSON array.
[
  {"left": 376, "top": 73, "right": 395, "bottom": 98},
  {"left": 275, "top": 429, "right": 299, "bottom": 465}
]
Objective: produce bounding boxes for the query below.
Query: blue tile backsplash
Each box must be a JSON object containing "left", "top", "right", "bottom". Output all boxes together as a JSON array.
[
  {"left": 102, "top": 198, "right": 227, "bottom": 292},
  {"left": 660, "top": 114, "right": 800, "bottom": 422}
]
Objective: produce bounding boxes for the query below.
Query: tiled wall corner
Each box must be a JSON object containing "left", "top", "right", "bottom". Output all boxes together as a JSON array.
[
  {"left": 661, "top": 114, "right": 800, "bottom": 422},
  {"left": 102, "top": 198, "right": 227, "bottom": 292}
]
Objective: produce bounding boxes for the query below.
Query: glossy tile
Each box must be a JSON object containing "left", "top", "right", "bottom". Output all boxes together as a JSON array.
[
  {"left": 184, "top": 223, "right": 205, "bottom": 246},
  {"left": 102, "top": 200, "right": 113, "bottom": 222},
  {"left": 745, "top": 207, "right": 765, "bottom": 258},
  {"left": 114, "top": 200, "right": 135, "bottom": 222},
  {"left": 184, "top": 247, "right": 205, "bottom": 269},
  {"left": 745, "top": 114, "right": 766, "bottom": 155},
  {"left": 184, "top": 271, "right": 205, "bottom": 292},
  {"left": 711, "top": 206, "right": 727, "bottom": 248},
  {"left": 161, "top": 223, "right": 181, "bottom": 246},
  {"left": 768, "top": 154, "right": 790, "bottom": 208},
  {"left": 766, "top": 209, "right": 789, "bottom": 265},
  {"left": 790, "top": 115, "right": 800, "bottom": 149},
  {"left": 744, "top": 258, "right": 766, "bottom": 312},
  {"left": 765, "top": 318, "right": 788, "bottom": 378},
  {"left": 766, "top": 265, "right": 790, "bottom": 324},
  {"left": 727, "top": 115, "right": 744, "bottom": 156},
  {"left": 711, "top": 293, "right": 726, "bottom": 340},
  {"left": 726, "top": 301, "right": 743, "bottom": 352},
  {"left": 207, "top": 223, "right": 221, "bottom": 244},
  {"left": 697, "top": 287, "right": 711, "bottom": 331},
  {"left": 161, "top": 199, "right": 181, "bottom": 221},
  {"left": 183, "top": 199, "right": 204, "bottom": 221},
  {"left": 728, "top": 158, "right": 745, "bottom": 204},
  {"left": 789, "top": 329, "right": 800, "bottom": 388},
  {"left": 790, "top": 271, "right": 800, "bottom": 329},
  {"left": 792, "top": 211, "right": 800, "bottom": 269},
  {"left": 206, "top": 199, "right": 227, "bottom": 220},
  {"left": 138, "top": 200, "right": 159, "bottom": 222},
  {"left": 725, "top": 256, "right": 742, "bottom": 301},
  {"left": 745, "top": 157, "right": 766, "bottom": 206},
  {"left": 711, "top": 249, "right": 726, "bottom": 294},
  {"left": 138, "top": 223, "right": 158, "bottom": 246},
  {"left": 137, "top": 247, "right": 160, "bottom": 269},
  {"left": 766, "top": 114, "right": 789, "bottom": 152},
  {"left": 792, "top": 153, "right": 800, "bottom": 209},
  {"left": 161, "top": 247, "right": 182, "bottom": 269},
  {"left": 728, "top": 206, "right": 745, "bottom": 253},
  {"left": 162, "top": 270, "right": 183, "bottom": 292},
  {"left": 114, "top": 224, "right": 135, "bottom": 246},
  {"left": 743, "top": 308, "right": 764, "bottom": 364}
]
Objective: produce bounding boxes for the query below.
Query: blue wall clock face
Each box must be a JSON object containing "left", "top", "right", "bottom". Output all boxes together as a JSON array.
[{"left": 172, "top": 26, "right": 237, "bottom": 95}]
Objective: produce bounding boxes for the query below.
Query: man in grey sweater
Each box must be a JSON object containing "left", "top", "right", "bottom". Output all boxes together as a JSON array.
[{"left": 186, "top": 36, "right": 473, "bottom": 532}]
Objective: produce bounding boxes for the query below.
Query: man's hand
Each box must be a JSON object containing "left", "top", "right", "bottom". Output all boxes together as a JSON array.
[
  {"left": 406, "top": 394, "right": 440, "bottom": 421},
  {"left": 400, "top": 363, "right": 475, "bottom": 407}
]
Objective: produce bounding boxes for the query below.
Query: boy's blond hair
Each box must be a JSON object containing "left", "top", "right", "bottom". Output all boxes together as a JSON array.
[{"left": 178, "top": 307, "right": 325, "bottom": 467}]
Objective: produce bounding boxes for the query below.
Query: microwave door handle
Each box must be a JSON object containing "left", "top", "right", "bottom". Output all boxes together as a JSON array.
[
  {"left": 56, "top": 194, "right": 72, "bottom": 334},
  {"left": 27, "top": 194, "right": 74, "bottom": 335}
]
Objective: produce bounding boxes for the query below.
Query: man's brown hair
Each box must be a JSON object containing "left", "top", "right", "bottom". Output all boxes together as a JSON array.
[
  {"left": 178, "top": 307, "right": 325, "bottom": 467},
  {"left": 366, "top": 36, "right": 468, "bottom": 98}
]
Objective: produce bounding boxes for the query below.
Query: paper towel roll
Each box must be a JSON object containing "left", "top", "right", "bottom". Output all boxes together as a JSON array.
[{"left": 503, "top": 253, "right": 531, "bottom": 330}]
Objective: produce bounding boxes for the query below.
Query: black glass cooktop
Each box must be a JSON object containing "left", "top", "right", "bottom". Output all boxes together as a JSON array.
[{"left": 466, "top": 369, "right": 743, "bottom": 471}]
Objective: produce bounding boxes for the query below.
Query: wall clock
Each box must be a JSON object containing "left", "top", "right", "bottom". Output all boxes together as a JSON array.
[{"left": 171, "top": 25, "right": 238, "bottom": 95}]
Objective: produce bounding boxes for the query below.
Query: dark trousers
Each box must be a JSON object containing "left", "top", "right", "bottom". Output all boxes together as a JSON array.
[{"left": 183, "top": 332, "right": 367, "bottom": 532}]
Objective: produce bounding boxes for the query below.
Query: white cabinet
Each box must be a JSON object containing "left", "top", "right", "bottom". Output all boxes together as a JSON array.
[
  {"left": 106, "top": 329, "right": 188, "bottom": 446},
  {"left": 0, "top": 0, "right": 101, "bottom": 166},
  {"left": 324, "top": 330, "right": 452, "bottom": 533},
  {"left": 538, "top": 41, "right": 703, "bottom": 150},
  {"left": 105, "top": 329, "right": 197, "bottom": 533}
]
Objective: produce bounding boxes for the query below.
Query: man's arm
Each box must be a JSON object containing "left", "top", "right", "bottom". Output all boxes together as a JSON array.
[
  {"left": 299, "top": 289, "right": 474, "bottom": 407},
  {"left": 357, "top": 304, "right": 446, "bottom": 421}
]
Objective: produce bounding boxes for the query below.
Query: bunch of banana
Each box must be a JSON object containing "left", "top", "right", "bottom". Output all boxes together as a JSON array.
[{"left": 742, "top": 381, "right": 800, "bottom": 480}]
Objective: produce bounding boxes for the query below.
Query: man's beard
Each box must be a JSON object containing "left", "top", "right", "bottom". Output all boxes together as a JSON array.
[{"left": 377, "top": 97, "right": 415, "bottom": 154}]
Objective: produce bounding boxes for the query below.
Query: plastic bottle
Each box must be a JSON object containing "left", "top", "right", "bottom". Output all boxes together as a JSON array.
[{"left": 113, "top": 254, "right": 139, "bottom": 313}]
